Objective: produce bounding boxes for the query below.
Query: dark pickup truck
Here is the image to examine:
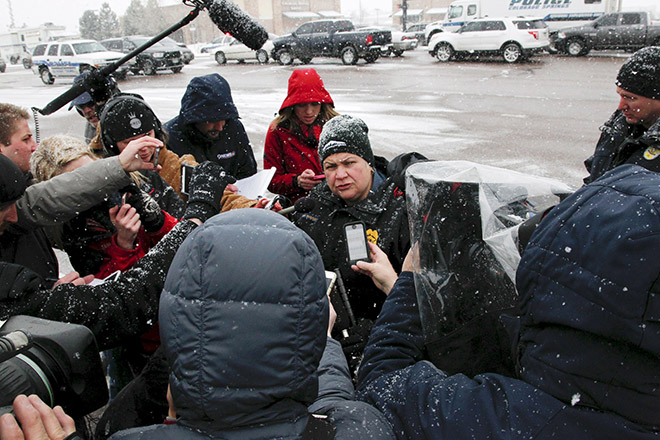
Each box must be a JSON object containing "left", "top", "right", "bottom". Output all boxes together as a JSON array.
[
  {"left": 551, "top": 11, "right": 660, "bottom": 56},
  {"left": 271, "top": 19, "right": 392, "bottom": 65}
]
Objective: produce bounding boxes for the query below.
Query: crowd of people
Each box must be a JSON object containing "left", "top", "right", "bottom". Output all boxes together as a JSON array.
[{"left": 0, "top": 45, "right": 659, "bottom": 440}]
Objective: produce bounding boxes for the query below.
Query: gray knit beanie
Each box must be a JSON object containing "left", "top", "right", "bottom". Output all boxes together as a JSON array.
[
  {"left": 318, "top": 115, "right": 374, "bottom": 166},
  {"left": 616, "top": 46, "right": 660, "bottom": 100}
]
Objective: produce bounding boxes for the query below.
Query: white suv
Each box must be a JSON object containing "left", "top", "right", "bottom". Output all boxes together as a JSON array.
[
  {"left": 428, "top": 17, "right": 549, "bottom": 63},
  {"left": 31, "top": 40, "right": 130, "bottom": 85}
]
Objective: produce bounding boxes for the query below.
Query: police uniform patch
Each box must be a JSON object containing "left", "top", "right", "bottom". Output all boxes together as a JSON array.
[{"left": 643, "top": 146, "right": 660, "bottom": 161}]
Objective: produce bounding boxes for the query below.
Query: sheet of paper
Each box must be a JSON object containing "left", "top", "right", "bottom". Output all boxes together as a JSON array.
[{"left": 235, "top": 168, "right": 276, "bottom": 199}]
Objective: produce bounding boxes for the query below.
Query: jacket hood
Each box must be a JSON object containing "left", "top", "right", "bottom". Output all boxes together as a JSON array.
[
  {"left": 178, "top": 73, "right": 239, "bottom": 126},
  {"left": 280, "top": 69, "right": 334, "bottom": 112},
  {"left": 160, "top": 209, "right": 328, "bottom": 429},
  {"left": 516, "top": 164, "right": 660, "bottom": 426}
]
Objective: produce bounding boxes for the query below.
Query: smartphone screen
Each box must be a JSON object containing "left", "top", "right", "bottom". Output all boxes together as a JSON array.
[
  {"left": 325, "top": 270, "right": 338, "bottom": 297},
  {"left": 344, "top": 222, "right": 370, "bottom": 264},
  {"left": 181, "top": 164, "right": 194, "bottom": 196}
]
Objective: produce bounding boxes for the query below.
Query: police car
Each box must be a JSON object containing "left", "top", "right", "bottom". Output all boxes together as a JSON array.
[{"left": 30, "top": 40, "right": 130, "bottom": 85}]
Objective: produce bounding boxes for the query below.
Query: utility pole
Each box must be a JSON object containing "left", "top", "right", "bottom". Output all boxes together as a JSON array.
[
  {"left": 401, "top": 0, "right": 408, "bottom": 31},
  {"left": 6, "top": 0, "right": 15, "bottom": 28}
]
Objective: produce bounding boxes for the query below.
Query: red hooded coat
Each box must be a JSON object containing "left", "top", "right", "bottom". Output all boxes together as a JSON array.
[{"left": 264, "top": 69, "right": 334, "bottom": 201}]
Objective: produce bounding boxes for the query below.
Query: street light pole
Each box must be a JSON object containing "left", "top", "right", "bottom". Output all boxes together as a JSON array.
[{"left": 401, "top": 0, "right": 408, "bottom": 31}]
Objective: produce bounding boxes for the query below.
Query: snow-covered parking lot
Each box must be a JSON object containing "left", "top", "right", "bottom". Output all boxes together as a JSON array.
[{"left": 0, "top": 48, "right": 629, "bottom": 187}]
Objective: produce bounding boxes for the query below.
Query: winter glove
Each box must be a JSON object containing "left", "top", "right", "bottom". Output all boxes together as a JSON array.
[
  {"left": 183, "top": 161, "right": 235, "bottom": 223},
  {"left": 122, "top": 184, "right": 165, "bottom": 233},
  {"left": 0, "top": 262, "right": 45, "bottom": 300}
]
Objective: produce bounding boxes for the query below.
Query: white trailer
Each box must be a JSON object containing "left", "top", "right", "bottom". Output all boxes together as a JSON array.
[{"left": 426, "top": 0, "right": 618, "bottom": 41}]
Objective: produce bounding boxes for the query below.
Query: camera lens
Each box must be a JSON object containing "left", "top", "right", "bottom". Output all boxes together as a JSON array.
[{"left": 0, "top": 350, "right": 56, "bottom": 413}]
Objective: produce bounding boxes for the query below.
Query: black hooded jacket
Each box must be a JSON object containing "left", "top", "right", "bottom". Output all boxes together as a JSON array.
[{"left": 163, "top": 74, "right": 257, "bottom": 179}]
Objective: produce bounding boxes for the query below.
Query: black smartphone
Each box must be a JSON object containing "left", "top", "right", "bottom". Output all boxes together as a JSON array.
[
  {"left": 344, "top": 221, "right": 371, "bottom": 265},
  {"left": 152, "top": 147, "right": 161, "bottom": 167},
  {"left": 180, "top": 163, "right": 194, "bottom": 196},
  {"left": 108, "top": 192, "right": 123, "bottom": 207}
]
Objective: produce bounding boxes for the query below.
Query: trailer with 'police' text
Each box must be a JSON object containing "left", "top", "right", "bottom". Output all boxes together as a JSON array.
[{"left": 424, "top": 0, "right": 618, "bottom": 42}]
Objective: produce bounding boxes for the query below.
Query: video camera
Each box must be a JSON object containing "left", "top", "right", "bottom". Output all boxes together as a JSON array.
[{"left": 0, "top": 315, "right": 108, "bottom": 417}]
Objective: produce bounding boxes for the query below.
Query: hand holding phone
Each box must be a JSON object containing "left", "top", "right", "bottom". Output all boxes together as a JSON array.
[
  {"left": 344, "top": 221, "right": 371, "bottom": 265},
  {"left": 313, "top": 174, "right": 325, "bottom": 180}
]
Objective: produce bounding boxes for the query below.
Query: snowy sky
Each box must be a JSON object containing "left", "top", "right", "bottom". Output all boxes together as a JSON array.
[
  {"left": 0, "top": 0, "right": 657, "bottom": 34},
  {"left": 0, "top": 0, "right": 389, "bottom": 34}
]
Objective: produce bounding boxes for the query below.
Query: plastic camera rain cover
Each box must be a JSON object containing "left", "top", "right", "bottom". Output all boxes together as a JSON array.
[{"left": 405, "top": 161, "right": 574, "bottom": 372}]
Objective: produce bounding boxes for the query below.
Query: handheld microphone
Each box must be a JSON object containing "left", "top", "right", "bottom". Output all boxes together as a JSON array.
[
  {"left": 278, "top": 197, "right": 316, "bottom": 215},
  {"left": 203, "top": 0, "right": 269, "bottom": 51}
]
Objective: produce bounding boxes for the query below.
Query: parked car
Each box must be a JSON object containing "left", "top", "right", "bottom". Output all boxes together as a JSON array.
[
  {"left": 359, "top": 27, "right": 415, "bottom": 56},
  {"left": 0, "top": 58, "right": 6, "bottom": 73},
  {"left": 162, "top": 37, "right": 194, "bottom": 64},
  {"left": 214, "top": 33, "right": 277, "bottom": 64},
  {"left": 551, "top": 11, "right": 660, "bottom": 56},
  {"left": 407, "top": 23, "right": 431, "bottom": 45},
  {"left": 200, "top": 35, "right": 233, "bottom": 53},
  {"left": 101, "top": 36, "right": 183, "bottom": 75},
  {"left": 272, "top": 19, "right": 391, "bottom": 65},
  {"left": 428, "top": 17, "right": 549, "bottom": 63},
  {"left": 30, "top": 40, "right": 130, "bottom": 85}
]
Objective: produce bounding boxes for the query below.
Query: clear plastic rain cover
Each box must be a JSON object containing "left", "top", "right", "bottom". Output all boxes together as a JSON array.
[{"left": 405, "top": 161, "right": 575, "bottom": 350}]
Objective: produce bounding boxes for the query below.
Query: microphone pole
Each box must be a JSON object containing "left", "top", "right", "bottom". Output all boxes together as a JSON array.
[{"left": 35, "top": 6, "right": 203, "bottom": 116}]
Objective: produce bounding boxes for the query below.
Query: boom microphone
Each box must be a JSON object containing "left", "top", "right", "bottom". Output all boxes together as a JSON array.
[
  {"left": 278, "top": 197, "right": 316, "bottom": 215},
  {"left": 203, "top": 0, "right": 269, "bottom": 51}
]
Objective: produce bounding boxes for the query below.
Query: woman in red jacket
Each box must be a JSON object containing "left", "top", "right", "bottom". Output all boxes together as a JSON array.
[{"left": 264, "top": 68, "right": 339, "bottom": 202}]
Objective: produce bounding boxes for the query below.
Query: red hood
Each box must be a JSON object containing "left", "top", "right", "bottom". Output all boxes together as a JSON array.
[{"left": 279, "top": 68, "right": 334, "bottom": 112}]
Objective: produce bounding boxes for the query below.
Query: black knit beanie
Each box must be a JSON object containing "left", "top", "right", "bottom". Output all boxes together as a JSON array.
[
  {"left": 318, "top": 115, "right": 374, "bottom": 166},
  {"left": 100, "top": 95, "right": 159, "bottom": 154},
  {"left": 0, "top": 154, "right": 27, "bottom": 210},
  {"left": 616, "top": 46, "right": 660, "bottom": 100}
]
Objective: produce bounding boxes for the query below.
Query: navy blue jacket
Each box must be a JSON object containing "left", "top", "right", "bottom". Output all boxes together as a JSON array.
[
  {"left": 358, "top": 165, "right": 660, "bottom": 439},
  {"left": 163, "top": 74, "right": 257, "bottom": 179},
  {"left": 112, "top": 210, "right": 394, "bottom": 440}
]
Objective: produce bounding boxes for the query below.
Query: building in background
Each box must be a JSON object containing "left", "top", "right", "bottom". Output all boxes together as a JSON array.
[
  {"left": 391, "top": 0, "right": 450, "bottom": 28},
  {"left": 160, "top": 0, "right": 342, "bottom": 44}
]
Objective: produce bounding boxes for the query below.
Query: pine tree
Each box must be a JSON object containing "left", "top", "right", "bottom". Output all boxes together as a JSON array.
[
  {"left": 123, "top": 0, "right": 147, "bottom": 36},
  {"left": 98, "top": 3, "right": 121, "bottom": 40},
  {"left": 143, "top": 0, "right": 167, "bottom": 36},
  {"left": 79, "top": 10, "right": 100, "bottom": 40}
]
